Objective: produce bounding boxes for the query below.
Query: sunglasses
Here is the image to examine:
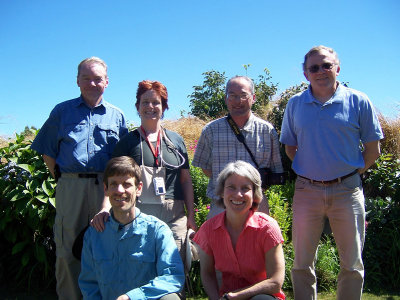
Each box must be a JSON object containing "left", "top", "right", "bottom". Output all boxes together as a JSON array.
[{"left": 307, "top": 62, "right": 336, "bottom": 73}]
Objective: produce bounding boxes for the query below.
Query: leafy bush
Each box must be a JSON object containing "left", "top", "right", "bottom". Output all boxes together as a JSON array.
[
  {"left": 362, "top": 153, "right": 400, "bottom": 292},
  {"left": 267, "top": 182, "right": 294, "bottom": 242},
  {"left": 315, "top": 237, "right": 340, "bottom": 292},
  {"left": 0, "top": 131, "right": 56, "bottom": 290}
]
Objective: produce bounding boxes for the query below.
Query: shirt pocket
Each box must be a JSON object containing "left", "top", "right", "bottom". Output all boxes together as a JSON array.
[
  {"left": 94, "top": 123, "right": 119, "bottom": 153},
  {"left": 62, "top": 121, "right": 87, "bottom": 145},
  {"left": 128, "top": 251, "right": 156, "bottom": 264},
  {"left": 92, "top": 251, "right": 115, "bottom": 284}
]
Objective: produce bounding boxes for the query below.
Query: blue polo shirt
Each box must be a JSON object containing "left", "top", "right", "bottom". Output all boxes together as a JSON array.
[
  {"left": 280, "top": 84, "right": 383, "bottom": 181},
  {"left": 31, "top": 96, "right": 128, "bottom": 173}
]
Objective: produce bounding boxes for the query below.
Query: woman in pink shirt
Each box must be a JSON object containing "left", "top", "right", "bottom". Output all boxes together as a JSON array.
[{"left": 193, "top": 160, "right": 285, "bottom": 300}]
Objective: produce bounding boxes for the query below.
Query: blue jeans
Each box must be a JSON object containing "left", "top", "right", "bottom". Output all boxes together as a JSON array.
[{"left": 291, "top": 173, "right": 365, "bottom": 300}]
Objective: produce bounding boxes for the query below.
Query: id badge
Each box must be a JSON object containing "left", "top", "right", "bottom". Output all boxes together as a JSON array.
[{"left": 153, "top": 177, "right": 166, "bottom": 195}]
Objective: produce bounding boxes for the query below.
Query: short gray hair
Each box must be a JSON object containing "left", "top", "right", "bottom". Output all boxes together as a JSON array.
[
  {"left": 77, "top": 56, "right": 108, "bottom": 77},
  {"left": 216, "top": 160, "right": 263, "bottom": 211},
  {"left": 225, "top": 76, "right": 255, "bottom": 95},
  {"left": 303, "top": 45, "right": 340, "bottom": 72}
]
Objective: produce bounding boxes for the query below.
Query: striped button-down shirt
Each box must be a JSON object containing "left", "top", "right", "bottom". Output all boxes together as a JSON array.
[{"left": 193, "top": 113, "right": 283, "bottom": 200}]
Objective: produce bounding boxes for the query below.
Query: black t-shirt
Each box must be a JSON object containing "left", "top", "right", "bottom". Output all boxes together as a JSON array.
[{"left": 112, "top": 129, "right": 190, "bottom": 200}]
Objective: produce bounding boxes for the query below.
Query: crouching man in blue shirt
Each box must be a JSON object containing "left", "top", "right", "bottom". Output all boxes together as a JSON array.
[{"left": 79, "top": 156, "right": 185, "bottom": 300}]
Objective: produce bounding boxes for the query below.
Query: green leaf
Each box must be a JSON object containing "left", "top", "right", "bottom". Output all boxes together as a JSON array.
[
  {"left": 10, "top": 191, "right": 26, "bottom": 202},
  {"left": 8, "top": 157, "right": 18, "bottom": 163},
  {"left": 12, "top": 241, "right": 29, "bottom": 255},
  {"left": 42, "top": 180, "right": 54, "bottom": 197},
  {"left": 21, "top": 251, "right": 30, "bottom": 266},
  {"left": 36, "top": 194, "right": 48, "bottom": 203},
  {"left": 17, "top": 163, "right": 33, "bottom": 174},
  {"left": 49, "top": 197, "right": 56, "bottom": 208}
]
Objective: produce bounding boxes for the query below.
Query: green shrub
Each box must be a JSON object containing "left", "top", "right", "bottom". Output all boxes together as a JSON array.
[
  {"left": 364, "top": 196, "right": 400, "bottom": 292},
  {"left": 0, "top": 131, "right": 56, "bottom": 290},
  {"left": 315, "top": 237, "right": 340, "bottom": 292},
  {"left": 267, "top": 182, "right": 294, "bottom": 242},
  {"left": 363, "top": 154, "right": 400, "bottom": 292},
  {"left": 190, "top": 163, "right": 209, "bottom": 207}
]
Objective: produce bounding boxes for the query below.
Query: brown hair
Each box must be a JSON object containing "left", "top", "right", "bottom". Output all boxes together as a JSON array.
[{"left": 103, "top": 156, "right": 141, "bottom": 187}]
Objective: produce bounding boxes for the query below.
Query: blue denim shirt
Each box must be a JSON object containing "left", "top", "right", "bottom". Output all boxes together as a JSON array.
[
  {"left": 31, "top": 97, "right": 128, "bottom": 173},
  {"left": 79, "top": 208, "right": 185, "bottom": 300}
]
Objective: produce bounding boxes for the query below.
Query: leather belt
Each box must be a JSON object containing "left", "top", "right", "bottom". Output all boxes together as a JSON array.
[
  {"left": 298, "top": 170, "right": 358, "bottom": 184},
  {"left": 61, "top": 173, "right": 100, "bottom": 184},
  {"left": 78, "top": 174, "right": 98, "bottom": 179}
]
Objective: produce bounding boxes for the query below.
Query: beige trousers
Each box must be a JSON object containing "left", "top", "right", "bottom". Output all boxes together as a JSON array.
[{"left": 54, "top": 174, "right": 104, "bottom": 300}]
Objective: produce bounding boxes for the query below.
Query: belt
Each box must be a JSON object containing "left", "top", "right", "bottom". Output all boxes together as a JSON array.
[
  {"left": 78, "top": 174, "right": 98, "bottom": 179},
  {"left": 298, "top": 170, "right": 358, "bottom": 184},
  {"left": 61, "top": 173, "right": 100, "bottom": 184}
]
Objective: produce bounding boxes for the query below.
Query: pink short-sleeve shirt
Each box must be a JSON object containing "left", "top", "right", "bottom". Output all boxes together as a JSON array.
[{"left": 193, "top": 211, "right": 285, "bottom": 299}]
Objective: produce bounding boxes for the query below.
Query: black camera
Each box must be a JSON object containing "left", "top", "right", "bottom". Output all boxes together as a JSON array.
[{"left": 258, "top": 168, "right": 286, "bottom": 189}]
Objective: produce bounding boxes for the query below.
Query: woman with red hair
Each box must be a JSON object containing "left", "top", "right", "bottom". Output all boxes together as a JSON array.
[{"left": 92, "top": 80, "right": 197, "bottom": 267}]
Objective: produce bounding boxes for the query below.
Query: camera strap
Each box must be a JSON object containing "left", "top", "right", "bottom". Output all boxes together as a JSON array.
[{"left": 226, "top": 114, "right": 260, "bottom": 168}]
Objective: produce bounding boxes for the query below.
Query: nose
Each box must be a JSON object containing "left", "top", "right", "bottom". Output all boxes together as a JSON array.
[
  {"left": 233, "top": 188, "right": 243, "bottom": 197},
  {"left": 116, "top": 184, "right": 125, "bottom": 193}
]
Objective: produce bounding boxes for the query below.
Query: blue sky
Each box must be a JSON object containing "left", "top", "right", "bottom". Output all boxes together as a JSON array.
[{"left": 1, "top": 0, "right": 399, "bottom": 137}]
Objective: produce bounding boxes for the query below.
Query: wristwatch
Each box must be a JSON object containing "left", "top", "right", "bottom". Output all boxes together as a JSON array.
[{"left": 222, "top": 293, "right": 230, "bottom": 300}]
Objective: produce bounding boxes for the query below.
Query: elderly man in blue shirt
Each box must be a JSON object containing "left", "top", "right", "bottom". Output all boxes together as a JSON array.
[
  {"left": 280, "top": 45, "right": 383, "bottom": 299},
  {"left": 79, "top": 156, "right": 184, "bottom": 300},
  {"left": 31, "top": 57, "right": 128, "bottom": 300}
]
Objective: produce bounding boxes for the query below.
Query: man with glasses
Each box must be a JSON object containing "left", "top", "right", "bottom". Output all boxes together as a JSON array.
[
  {"left": 280, "top": 45, "right": 383, "bottom": 299},
  {"left": 31, "top": 57, "right": 128, "bottom": 300},
  {"left": 193, "top": 75, "right": 283, "bottom": 219}
]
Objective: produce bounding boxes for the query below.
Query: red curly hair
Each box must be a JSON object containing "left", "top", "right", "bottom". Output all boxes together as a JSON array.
[{"left": 135, "top": 80, "right": 169, "bottom": 114}]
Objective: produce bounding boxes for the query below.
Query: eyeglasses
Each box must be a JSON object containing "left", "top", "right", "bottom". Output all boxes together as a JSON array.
[
  {"left": 307, "top": 62, "right": 336, "bottom": 73},
  {"left": 227, "top": 93, "right": 251, "bottom": 101}
]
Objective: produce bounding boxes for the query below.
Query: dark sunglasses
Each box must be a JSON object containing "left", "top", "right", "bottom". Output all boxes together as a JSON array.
[{"left": 307, "top": 62, "right": 336, "bottom": 73}]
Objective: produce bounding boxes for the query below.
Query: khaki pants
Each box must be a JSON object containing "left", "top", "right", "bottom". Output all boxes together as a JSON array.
[
  {"left": 54, "top": 174, "right": 104, "bottom": 300},
  {"left": 137, "top": 199, "right": 188, "bottom": 265},
  {"left": 291, "top": 174, "right": 365, "bottom": 300}
]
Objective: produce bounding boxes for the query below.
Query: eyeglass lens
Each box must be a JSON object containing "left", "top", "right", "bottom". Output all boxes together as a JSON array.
[{"left": 308, "top": 63, "right": 334, "bottom": 73}]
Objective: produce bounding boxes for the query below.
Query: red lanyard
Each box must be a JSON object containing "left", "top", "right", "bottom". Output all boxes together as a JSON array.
[{"left": 140, "top": 126, "right": 161, "bottom": 166}]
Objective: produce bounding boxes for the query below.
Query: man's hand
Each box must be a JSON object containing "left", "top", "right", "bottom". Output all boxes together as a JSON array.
[
  {"left": 116, "top": 294, "right": 129, "bottom": 300},
  {"left": 90, "top": 209, "right": 110, "bottom": 232}
]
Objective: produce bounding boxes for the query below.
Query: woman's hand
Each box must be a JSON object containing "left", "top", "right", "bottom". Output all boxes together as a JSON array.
[{"left": 90, "top": 208, "right": 110, "bottom": 232}]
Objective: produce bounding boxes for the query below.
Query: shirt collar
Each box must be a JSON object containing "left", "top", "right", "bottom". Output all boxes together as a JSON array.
[
  {"left": 109, "top": 207, "right": 142, "bottom": 232},
  {"left": 242, "top": 112, "right": 255, "bottom": 131},
  {"left": 75, "top": 96, "right": 107, "bottom": 109},
  {"left": 305, "top": 82, "right": 345, "bottom": 105},
  {"left": 212, "top": 210, "right": 257, "bottom": 231}
]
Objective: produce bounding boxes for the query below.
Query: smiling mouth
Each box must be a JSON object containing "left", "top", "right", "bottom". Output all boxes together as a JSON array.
[
  {"left": 231, "top": 200, "right": 245, "bottom": 205},
  {"left": 113, "top": 197, "right": 127, "bottom": 202}
]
